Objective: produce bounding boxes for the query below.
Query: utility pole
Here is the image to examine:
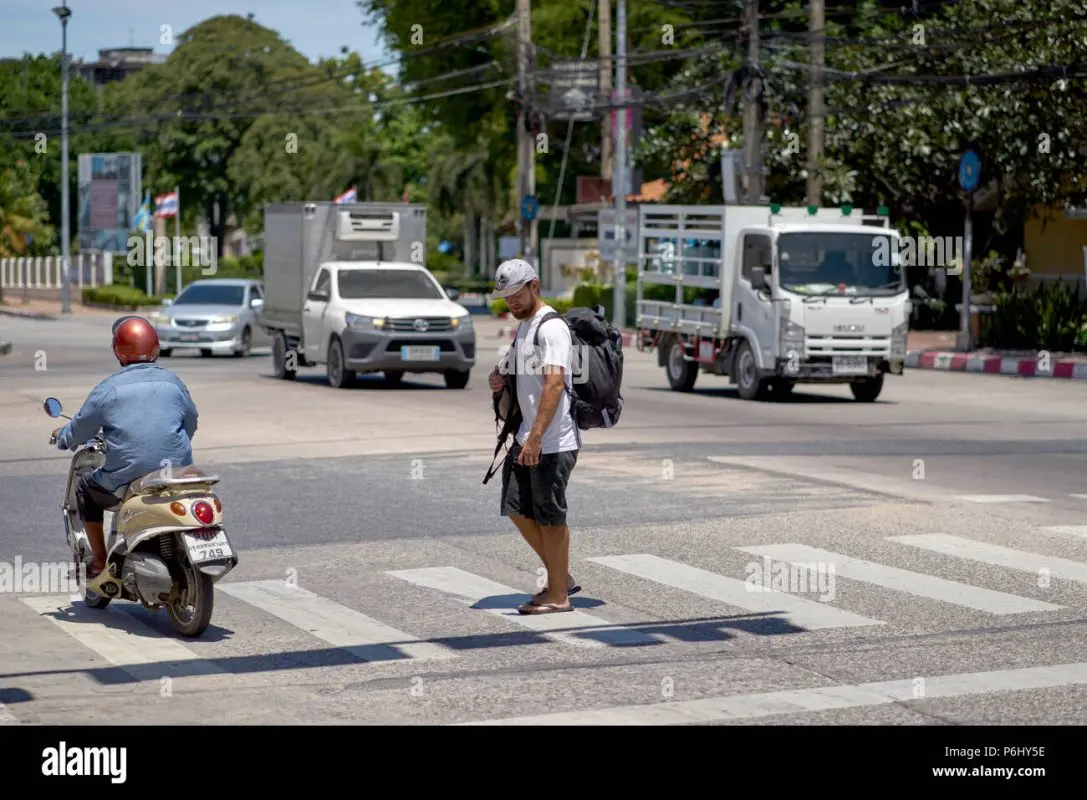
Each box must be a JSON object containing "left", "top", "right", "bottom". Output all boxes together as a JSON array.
[
  {"left": 611, "top": 0, "right": 627, "bottom": 328},
  {"left": 53, "top": 1, "right": 72, "bottom": 313},
  {"left": 599, "top": 0, "right": 612, "bottom": 185},
  {"left": 516, "top": 0, "right": 537, "bottom": 269},
  {"left": 742, "top": 0, "right": 763, "bottom": 204},
  {"left": 806, "top": 0, "right": 825, "bottom": 206}
]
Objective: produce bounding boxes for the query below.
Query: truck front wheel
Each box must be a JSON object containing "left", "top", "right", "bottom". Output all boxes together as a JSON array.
[
  {"left": 733, "top": 341, "right": 768, "bottom": 401},
  {"left": 666, "top": 340, "right": 698, "bottom": 392},
  {"left": 850, "top": 374, "right": 884, "bottom": 402},
  {"left": 327, "top": 338, "right": 356, "bottom": 388}
]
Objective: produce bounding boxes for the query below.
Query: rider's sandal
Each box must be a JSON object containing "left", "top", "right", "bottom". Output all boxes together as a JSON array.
[{"left": 84, "top": 565, "right": 111, "bottom": 594}]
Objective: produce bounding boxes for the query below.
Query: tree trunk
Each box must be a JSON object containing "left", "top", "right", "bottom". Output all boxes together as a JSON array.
[{"left": 462, "top": 213, "right": 474, "bottom": 278}]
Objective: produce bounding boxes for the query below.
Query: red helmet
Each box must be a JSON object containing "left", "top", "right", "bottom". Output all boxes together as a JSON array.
[{"left": 112, "top": 316, "right": 159, "bottom": 365}]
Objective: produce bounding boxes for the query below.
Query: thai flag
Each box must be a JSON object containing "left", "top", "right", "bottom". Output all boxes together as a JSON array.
[
  {"left": 334, "top": 187, "right": 357, "bottom": 204},
  {"left": 154, "top": 191, "right": 179, "bottom": 218}
]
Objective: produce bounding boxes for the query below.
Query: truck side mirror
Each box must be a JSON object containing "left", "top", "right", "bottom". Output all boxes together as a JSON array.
[{"left": 750, "top": 266, "right": 768, "bottom": 291}]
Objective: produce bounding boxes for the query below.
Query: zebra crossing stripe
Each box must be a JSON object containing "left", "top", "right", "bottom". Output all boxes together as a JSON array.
[
  {"left": 19, "top": 595, "right": 219, "bottom": 682},
  {"left": 218, "top": 579, "right": 457, "bottom": 662},
  {"left": 0, "top": 701, "right": 17, "bottom": 724},
  {"left": 587, "top": 554, "right": 881, "bottom": 630},
  {"left": 889, "top": 534, "right": 1087, "bottom": 585},
  {"left": 736, "top": 544, "right": 1060, "bottom": 614},
  {"left": 453, "top": 660, "right": 1087, "bottom": 725},
  {"left": 386, "top": 566, "right": 660, "bottom": 648}
]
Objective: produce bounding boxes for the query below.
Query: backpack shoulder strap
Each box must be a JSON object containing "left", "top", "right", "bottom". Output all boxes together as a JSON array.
[{"left": 532, "top": 311, "right": 565, "bottom": 348}]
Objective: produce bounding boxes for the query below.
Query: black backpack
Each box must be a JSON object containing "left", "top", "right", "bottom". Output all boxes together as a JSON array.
[{"left": 482, "top": 305, "right": 624, "bottom": 484}]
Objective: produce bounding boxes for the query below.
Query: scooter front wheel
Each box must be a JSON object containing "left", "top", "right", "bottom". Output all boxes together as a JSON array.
[{"left": 166, "top": 560, "right": 214, "bottom": 637}]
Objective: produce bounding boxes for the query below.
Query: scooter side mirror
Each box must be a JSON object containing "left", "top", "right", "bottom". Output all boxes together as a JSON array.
[{"left": 44, "top": 397, "right": 63, "bottom": 417}]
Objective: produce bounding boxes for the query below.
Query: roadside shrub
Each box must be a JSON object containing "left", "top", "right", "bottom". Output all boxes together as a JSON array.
[
  {"left": 82, "top": 285, "right": 172, "bottom": 308},
  {"left": 978, "top": 279, "right": 1087, "bottom": 351}
]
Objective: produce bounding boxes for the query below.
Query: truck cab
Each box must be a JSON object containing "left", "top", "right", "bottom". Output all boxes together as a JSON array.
[{"left": 635, "top": 204, "right": 910, "bottom": 401}]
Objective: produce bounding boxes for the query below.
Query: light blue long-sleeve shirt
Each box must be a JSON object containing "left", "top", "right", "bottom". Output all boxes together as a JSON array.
[{"left": 56, "top": 363, "right": 199, "bottom": 494}]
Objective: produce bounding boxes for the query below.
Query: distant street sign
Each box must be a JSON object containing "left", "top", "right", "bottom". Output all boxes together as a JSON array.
[
  {"left": 959, "top": 149, "right": 980, "bottom": 193},
  {"left": 521, "top": 195, "right": 538, "bottom": 222},
  {"left": 545, "top": 60, "right": 599, "bottom": 122}
]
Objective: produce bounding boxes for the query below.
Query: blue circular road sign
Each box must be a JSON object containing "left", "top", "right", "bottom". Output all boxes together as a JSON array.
[
  {"left": 959, "top": 150, "right": 980, "bottom": 193},
  {"left": 521, "top": 195, "right": 538, "bottom": 221}
]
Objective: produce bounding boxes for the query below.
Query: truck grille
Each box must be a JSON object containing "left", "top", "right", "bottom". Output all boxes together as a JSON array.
[
  {"left": 805, "top": 335, "right": 890, "bottom": 356},
  {"left": 386, "top": 317, "right": 452, "bottom": 333}
]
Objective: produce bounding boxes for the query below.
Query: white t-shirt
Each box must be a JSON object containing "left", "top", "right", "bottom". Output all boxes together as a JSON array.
[{"left": 511, "top": 305, "right": 581, "bottom": 454}]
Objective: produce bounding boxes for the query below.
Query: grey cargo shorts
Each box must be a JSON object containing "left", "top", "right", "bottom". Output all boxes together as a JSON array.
[{"left": 500, "top": 442, "right": 578, "bottom": 527}]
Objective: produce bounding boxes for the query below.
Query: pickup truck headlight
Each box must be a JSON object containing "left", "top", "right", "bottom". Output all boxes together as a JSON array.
[
  {"left": 450, "top": 315, "right": 473, "bottom": 329},
  {"left": 779, "top": 319, "right": 805, "bottom": 356},
  {"left": 890, "top": 322, "right": 908, "bottom": 358},
  {"left": 345, "top": 313, "right": 385, "bottom": 329}
]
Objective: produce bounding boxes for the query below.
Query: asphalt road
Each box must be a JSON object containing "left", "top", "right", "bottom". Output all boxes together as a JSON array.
[{"left": 1, "top": 311, "right": 1086, "bottom": 727}]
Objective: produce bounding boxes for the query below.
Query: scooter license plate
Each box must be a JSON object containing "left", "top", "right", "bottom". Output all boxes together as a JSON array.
[{"left": 183, "top": 530, "right": 233, "bottom": 563}]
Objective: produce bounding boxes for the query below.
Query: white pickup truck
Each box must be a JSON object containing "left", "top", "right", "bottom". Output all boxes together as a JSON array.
[
  {"left": 634, "top": 203, "right": 910, "bottom": 401},
  {"left": 260, "top": 202, "right": 476, "bottom": 388}
]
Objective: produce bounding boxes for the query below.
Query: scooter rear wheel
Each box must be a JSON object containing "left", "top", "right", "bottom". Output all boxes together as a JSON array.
[{"left": 166, "top": 560, "right": 214, "bottom": 637}]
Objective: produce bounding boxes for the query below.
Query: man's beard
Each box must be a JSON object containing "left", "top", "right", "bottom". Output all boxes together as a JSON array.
[{"left": 511, "top": 305, "right": 534, "bottom": 320}]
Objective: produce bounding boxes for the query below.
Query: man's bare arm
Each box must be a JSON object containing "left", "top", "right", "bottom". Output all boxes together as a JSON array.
[{"left": 529, "top": 366, "right": 565, "bottom": 441}]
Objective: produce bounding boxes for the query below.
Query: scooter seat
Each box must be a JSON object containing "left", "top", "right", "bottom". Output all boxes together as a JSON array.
[{"left": 122, "top": 465, "right": 220, "bottom": 499}]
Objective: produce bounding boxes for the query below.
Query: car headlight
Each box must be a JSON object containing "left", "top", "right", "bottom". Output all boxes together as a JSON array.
[
  {"left": 779, "top": 319, "right": 805, "bottom": 355},
  {"left": 450, "top": 315, "right": 473, "bottom": 329},
  {"left": 345, "top": 313, "right": 385, "bottom": 329},
  {"left": 890, "top": 322, "right": 908, "bottom": 358},
  {"left": 204, "top": 314, "right": 238, "bottom": 330}
]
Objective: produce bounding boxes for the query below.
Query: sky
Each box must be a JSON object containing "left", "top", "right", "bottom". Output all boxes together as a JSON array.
[{"left": 3, "top": 0, "right": 393, "bottom": 68}]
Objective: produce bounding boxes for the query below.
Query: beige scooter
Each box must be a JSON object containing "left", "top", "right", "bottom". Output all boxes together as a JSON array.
[{"left": 45, "top": 396, "right": 238, "bottom": 638}]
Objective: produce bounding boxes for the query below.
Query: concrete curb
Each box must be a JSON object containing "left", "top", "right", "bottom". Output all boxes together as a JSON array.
[
  {"left": 904, "top": 350, "right": 1087, "bottom": 379},
  {"left": 0, "top": 306, "right": 56, "bottom": 320}
]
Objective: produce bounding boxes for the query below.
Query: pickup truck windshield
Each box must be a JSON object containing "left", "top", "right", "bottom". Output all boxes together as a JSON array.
[
  {"left": 337, "top": 269, "right": 444, "bottom": 300},
  {"left": 777, "top": 232, "right": 904, "bottom": 295},
  {"left": 174, "top": 284, "right": 245, "bottom": 305}
]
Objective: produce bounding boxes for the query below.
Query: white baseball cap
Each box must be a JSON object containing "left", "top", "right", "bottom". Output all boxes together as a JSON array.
[{"left": 492, "top": 258, "right": 538, "bottom": 298}]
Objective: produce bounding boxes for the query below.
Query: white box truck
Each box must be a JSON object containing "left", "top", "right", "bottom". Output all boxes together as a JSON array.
[
  {"left": 261, "top": 201, "right": 476, "bottom": 389},
  {"left": 634, "top": 203, "right": 909, "bottom": 401}
]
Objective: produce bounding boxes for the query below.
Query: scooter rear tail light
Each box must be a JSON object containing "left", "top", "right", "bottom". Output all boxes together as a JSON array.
[{"left": 193, "top": 501, "right": 214, "bottom": 525}]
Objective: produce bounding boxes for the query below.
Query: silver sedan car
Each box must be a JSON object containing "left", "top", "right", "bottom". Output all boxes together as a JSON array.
[{"left": 150, "top": 278, "right": 272, "bottom": 358}]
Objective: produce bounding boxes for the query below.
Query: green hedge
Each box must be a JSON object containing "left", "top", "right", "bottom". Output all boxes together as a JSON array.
[{"left": 82, "top": 285, "right": 172, "bottom": 308}]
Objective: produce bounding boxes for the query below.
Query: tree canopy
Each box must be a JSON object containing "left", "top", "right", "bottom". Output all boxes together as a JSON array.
[{"left": 0, "top": 0, "right": 1082, "bottom": 273}]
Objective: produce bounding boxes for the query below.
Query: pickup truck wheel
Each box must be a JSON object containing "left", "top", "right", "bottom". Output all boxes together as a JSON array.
[
  {"left": 734, "top": 341, "right": 768, "bottom": 401},
  {"left": 272, "top": 332, "right": 296, "bottom": 380},
  {"left": 327, "top": 338, "right": 356, "bottom": 388},
  {"left": 850, "top": 374, "right": 884, "bottom": 402},
  {"left": 444, "top": 369, "right": 470, "bottom": 389},
  {"left": 666, "top": 340, "right": 698, "bottom": 392}
]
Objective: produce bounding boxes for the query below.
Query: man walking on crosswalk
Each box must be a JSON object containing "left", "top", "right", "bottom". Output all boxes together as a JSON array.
[{"left": 488, "top": 259, "right": 581, "bottom": 615}]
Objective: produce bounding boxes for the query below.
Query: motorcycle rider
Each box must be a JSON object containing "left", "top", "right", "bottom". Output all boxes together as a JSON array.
[{"left": 52, "top": 316, "right": 199, "bottom": 593}]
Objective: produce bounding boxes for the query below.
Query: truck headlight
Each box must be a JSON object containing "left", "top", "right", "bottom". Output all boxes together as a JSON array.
[
  {"left": 890, "top": 322, "right": 908, "bottom": 358},
  {"left": 779, "top": 319, "right": 805, "bottom": 356},
  {"left": 450, "top": 315, "right": 473, "bottom": 329},
  {"left": 345, "top": 313, "right": 385, "bottom": 329}
]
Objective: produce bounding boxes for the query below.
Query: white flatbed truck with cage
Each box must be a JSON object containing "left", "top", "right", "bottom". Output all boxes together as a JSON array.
[{"left": 633, "top": 203, "right": 910, "bottom": 401}]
